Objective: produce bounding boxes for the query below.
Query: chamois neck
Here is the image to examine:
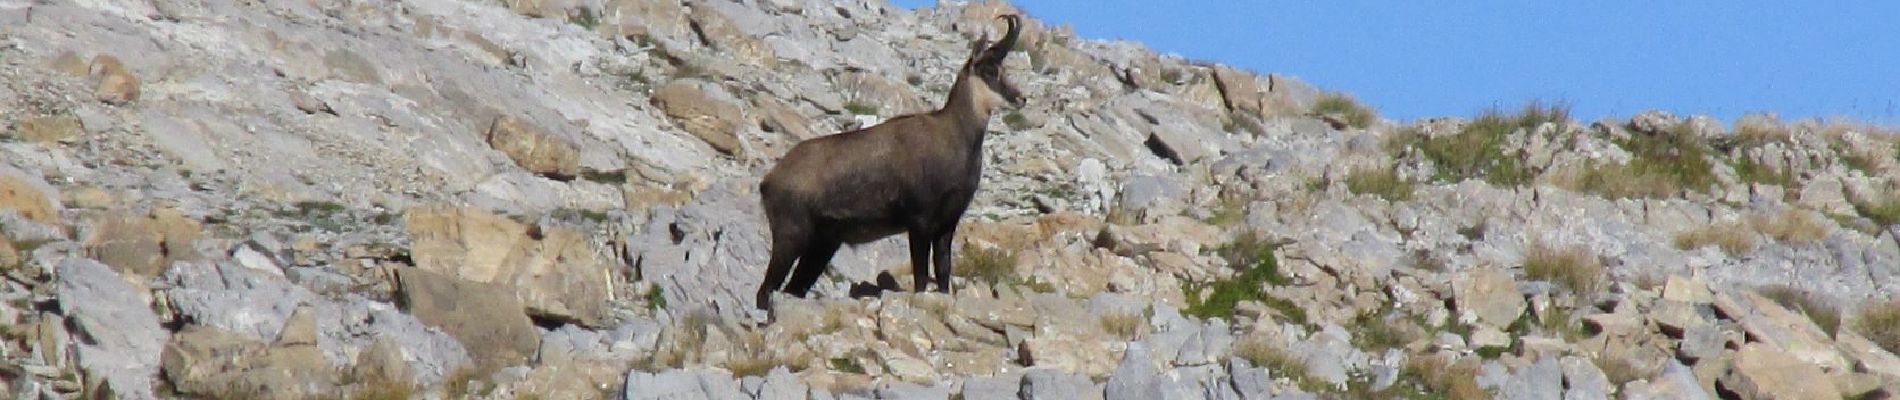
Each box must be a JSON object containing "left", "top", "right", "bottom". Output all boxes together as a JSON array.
[{"left": 940, "top": 73, "right": 995, "bottom": 138}]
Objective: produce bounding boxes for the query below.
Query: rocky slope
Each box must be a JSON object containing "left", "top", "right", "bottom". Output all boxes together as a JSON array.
[{"left": 1, "top": 0, "right": 1898, "bottom": 398}]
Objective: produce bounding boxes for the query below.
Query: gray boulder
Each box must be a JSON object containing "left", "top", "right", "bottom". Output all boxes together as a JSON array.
[{"left": 58, "top": 258, "right": 168, "bottom": 399}]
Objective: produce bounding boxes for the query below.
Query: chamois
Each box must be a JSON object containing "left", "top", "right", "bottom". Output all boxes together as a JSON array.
[{"left": 755, "top": 15, "right": 1026, "bottom": 310}]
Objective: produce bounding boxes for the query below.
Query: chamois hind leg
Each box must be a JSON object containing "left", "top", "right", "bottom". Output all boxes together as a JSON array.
[
  {"left": 784, "top": 238, "right": 842, "bottom": 298},
  {"left": 756, "top": 230, "right": 806, "bottom": 310},
  {"left": 908, "top": 228, "right": 935, "bottom": 292},
  {"left": 931, "top": 230, "right": 957, "bottom": 294}
]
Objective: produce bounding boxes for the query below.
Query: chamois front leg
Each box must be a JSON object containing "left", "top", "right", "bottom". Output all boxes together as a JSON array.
[
  {"left": 908, "top": 229, "right": 935, "bottom": 292},
  {"left": 932, "top": 229, "right": 956, "bottom": 294}
]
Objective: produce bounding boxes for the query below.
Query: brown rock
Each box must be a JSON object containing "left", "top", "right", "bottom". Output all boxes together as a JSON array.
[
  {"left": 1722, "top": 343, "right": 1842, "bottom": 400},
  {"left": 685, "top": 6, "right": 776, "bottom": 68},
  {"left": 15, "top": 114, "right": 83, "bottom": 143},
  {"left": 161, "top": 326, "right": 340, "bottom": 400},
  {"left": 152, "top": 207, "right": 204, "bottom": 263},
  {"left": 0, "top": 234, "right": 16, "bottom": 270},
  {"left": 85, "top": 212, "right": 166, "bottom": 277},
  {"left": 0, "top": 168, "right": 61, "bottom": 225},
  {"left": 404, "top": 205, "right": 613, "bottom": 326},
  {"left": 652, "top": 79, "right": 747, "bottom": 156},
  {"left": 89, "top": 55, "right": 140, "bottom": 105},
  {"left": 1211, "top": 65, "right": 1263, "bottom": 116},
  {"left": 751, "top": 95, "right": 817, "bottom": 141},
  {"left": 486, "top": 115, "right": 582, "bottom": 179},
  {"left": 394, "top": 267, "right": 541, "bottom": 371}
]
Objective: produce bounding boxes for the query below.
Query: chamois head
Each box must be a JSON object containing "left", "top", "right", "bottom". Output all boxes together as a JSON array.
[{"left": 955, "top": 14, "right": 1025, "bottom": 114}]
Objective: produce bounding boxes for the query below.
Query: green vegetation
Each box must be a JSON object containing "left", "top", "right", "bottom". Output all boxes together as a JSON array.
[
  {"left": 1730, "top": 156, "right": 1796, "bottom": 188},
  {"left": 1183, "top": 232, "right": 1303, "bottom": 324},
  {"left": 1572, "top": 120, "right": 1718, "bottom": 199},
  {"left": 843, "top": 101, "right": 878, "bottom": 116},
  {"left": 567, "top": 7, "right": 599, "bottom": 30},
  {"left": 1854, "top": 299, "right": 1900, "bottom": 354},
  {"left": 1673, "top": 220, "right": 1756, "bottom": 257},
  {"left": 1233, "top": 338, "right": 1325, "bottom": 391},
  {"left": 828, "top": 357, "right": 866, "bottom": 374},
  {"left": 581, "top": 170, "right": 627, "bottom": 185},
  {"left": 279, "top": 201, "right": 352, "bottom": 233},
  {"left": 1002, "top": 110, "right": 1031, "bottom": 130},
  {"left": 1344, "top": 166, "right": 1414, "bottom": 202},
  {"left": 1522, "top": 241, "right": 1604, "bottom": 295},
  {"left": 1416, "top": 101, "right": 1568, "bottom": 186},
  {"left": 1362, "top": 354, "right": 1490, "bottom": 400},
  {"left": 1347, "top": 308, "right": 1422, "bottom": 352},
  {"left": 1310, "top": 92, "right": 1377, "bottom": 129},
  {"left": 645, "top": 283, "right": 667, "bottom": 310},
  {"left": 1850, "top": 190, "right": 1900, "bottom": 227},
  {"left": 954, "top": 244, "right": 1019, "bottom": 288},
  {"left": 1749, "top": 209, "right": 1829, "bottom": 244},
  {"left": 1757, "top": 285, "right": 1842, "bottom": 337},
  {"left": 1100, "top": 310, "right": 1146, "bottom": 340}
]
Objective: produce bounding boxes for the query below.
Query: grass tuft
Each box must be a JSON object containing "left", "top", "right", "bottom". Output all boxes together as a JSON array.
[
  {"left": 1749, "top": 209, "right": 1829, "bottom": 244},
  {"left": 1420, "top": 101, "right": 1568, "bottom": 186},
  {"left": 1757, "top": 285, "right": 1842, "bottom": 337},
  {"left": 1233, "top": 338, "right": 1319, "bottom": 390},
  {"left": 1003, "top": 110, "right": 1031, "bottom": 130},
  {"left": 1345, "top": 166, "right": 1414, "bottom": 202},
  {"left": 843, "top": 101, "right": 878, "bottom": 116},
  {"left": 1396, "top": 354, "right": 1489, "bottom": 400},
  {"left": 1183, "top": 232, "right": 1303, "bottom": 324},
  {"left": 954, "top": 244, "right": 1019, "bottom": 289},
  {"left": 1850, "top": 190, "right": 1900, "bottom": 228},
  {"left": 1310, "top": 92, "right": 1377, "bottom": 129},
  {"left": 1522, "top": 241, "right": 1604, "bottom": 295},
  {"left": 1100, "top": 310, "right": 1145, "bottom": 340},
  {"left": 1673, "top": 220, "right": 1757, "bottom": 256},
  {"left": 1612, "top": 120, "right": 1718, "bottom": 196},
  {"left": 1853, "top": 299, "right": 1900, "bottom": 354}
]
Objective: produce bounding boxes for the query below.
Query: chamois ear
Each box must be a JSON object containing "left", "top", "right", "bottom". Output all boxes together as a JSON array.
[{"left": 966, "top": 34, "right": 991, "bottom": 63}]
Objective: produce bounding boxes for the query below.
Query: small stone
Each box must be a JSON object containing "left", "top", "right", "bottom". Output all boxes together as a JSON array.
[
  {"left": 1454, "top": 267, "right": 1526, "bottom": 328},
  {"left": 486, "top": 115, "right": 582, "bottom": 179},
  {"left": 89, "top": 55, "right": 140, "bottom": 105}
]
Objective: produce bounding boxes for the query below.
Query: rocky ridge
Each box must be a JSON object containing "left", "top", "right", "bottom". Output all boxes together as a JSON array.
[{"left": 0, "top": 0, "right": 1897, "bottom": 399}]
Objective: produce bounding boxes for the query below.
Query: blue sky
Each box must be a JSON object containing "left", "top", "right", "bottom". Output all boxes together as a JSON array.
[{"left": 891, "top": 1, "right": 1900, "bottom": 125}]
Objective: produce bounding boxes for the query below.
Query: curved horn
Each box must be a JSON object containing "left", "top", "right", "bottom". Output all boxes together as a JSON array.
[{"left": 985, "top": 15, "right": 1021, "bottom": 59}]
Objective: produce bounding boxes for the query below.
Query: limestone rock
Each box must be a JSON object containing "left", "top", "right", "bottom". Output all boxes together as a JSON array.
[
  {"left": 404, "top": 204, "right": 613, "bottom": 326},
  {"left": 89, "top": 54, "right": 140, "bottom": 105},
  {"left": 686, "top": 5, "right": 776, "bottom": 67},
  {"left": 1019, "top": 368, "right": 1102, "bottom": 400},
  {"left": 487, "top": 115, "right": 582, "bottom": 180},
  {"left": 57, "top": 258, "right": 168, "bottom": 399},
  {"left": 622, "top": 368, "right": 747, "bottom": 400},
  {"left": 1454, "top": 267, "right": 1525, "bottom": 328},
  {"left": 394, "top": 267, "right": 541, "bottom": 371},
  {"left": 653, "top": 79, "right": 748, "bottom": 156},
  {"left": 1721, "top": 343, "right": 1841, "bottom": 400}
]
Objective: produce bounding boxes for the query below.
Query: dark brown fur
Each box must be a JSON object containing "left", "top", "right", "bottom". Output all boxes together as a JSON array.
[{"left": 756, "top": 15, "right": 1025, "bottom": 310}]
